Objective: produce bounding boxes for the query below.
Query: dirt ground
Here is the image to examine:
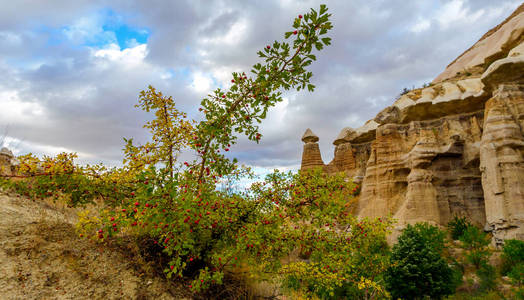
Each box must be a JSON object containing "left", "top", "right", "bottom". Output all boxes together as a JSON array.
[{"left": 0, "top": 191, "right": 190, "bottom": 300}]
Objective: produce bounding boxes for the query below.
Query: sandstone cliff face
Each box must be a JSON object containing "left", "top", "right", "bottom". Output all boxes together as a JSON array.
[{"left": 300, "top": 5, "right": 524, "bottom": 244}]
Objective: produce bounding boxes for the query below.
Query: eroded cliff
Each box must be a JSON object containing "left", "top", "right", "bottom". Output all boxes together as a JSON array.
[{"left": 301, "top": 4, "right": 524, "bottom": 244}]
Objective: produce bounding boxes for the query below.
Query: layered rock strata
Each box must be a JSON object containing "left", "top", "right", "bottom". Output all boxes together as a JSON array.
[{"left": 300, "top": 5, "right": 524, "bottom": 243}]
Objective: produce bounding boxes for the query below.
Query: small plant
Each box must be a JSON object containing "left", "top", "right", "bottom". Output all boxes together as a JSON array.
[{"left": 448, "top": 215, "right": 472, "bottom": 240}]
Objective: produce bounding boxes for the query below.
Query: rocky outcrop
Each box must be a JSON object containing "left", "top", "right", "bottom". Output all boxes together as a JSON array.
[
  {"left": 0, "top": 148, "right": 17, "bottom": 176},
  {"left": 300, "top": 129, "right": 324, "bottom": 171},
  {"left": 433, "top": 3, "right": 524, "bottom": 83},
  {"left": 300, "top": 5, "right": 524, "bottom": 244}
]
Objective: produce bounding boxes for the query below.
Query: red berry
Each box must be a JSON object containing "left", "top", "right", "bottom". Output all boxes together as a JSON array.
[
  {"left": 298, "top": 14, "right": 303, "bottom": 19},
  {"left": 231, "top": 79, "right": 235, "bottom": 83},
  {"left": 145, "top": 203, "right": 150, "bottom": 207},
  {"left": 131, "top": 192, "right": 135, "bottom": 196},
  {"left": 122, "top": 209, "right": 126, "bottom": 212},
  {"left": 135, "top": 202, "right": 139, "bottom": 206},
  {"left": 112, "top": 223, "right": 116, "bottom": 227},
  {"left": 266, "top": 45, "right": 270, "bottom": 49},
  {"left": 170, "top": 265, "right": 174, "bottom": 270},
  {"left": 222, "top": 95, "right": 226, "bottom": 98},
  {"left": 98, "top": 229, "right": 103, "bottom": 233},
  {"left": 293, "top": 30, "right": 297, "bottom": 34}
]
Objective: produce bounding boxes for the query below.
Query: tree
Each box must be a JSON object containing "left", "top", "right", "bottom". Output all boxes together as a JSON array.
[
  {"left": 123, "top": 86, "right": 194, "bottom": 179},
  {"left": 385, "top": 223, "right": 456, "bottom": 299}
]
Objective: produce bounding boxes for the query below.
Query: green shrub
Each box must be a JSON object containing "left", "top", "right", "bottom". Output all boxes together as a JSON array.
[
  {"left": 478, "top": 262, "right": 497, "bottom": 292},
  {"left": 385, "top": 223, "right": 457, "bottom": 299},
  {"left": 448, "top": 216, "right": 471, "bottom": 240},
  {"left": 445, "top": 291, "right": 503, "bottom": 300},
  {"left": 459, "top": 226, "right": 491, "bottom": 270},
  {"left": 501, "top": 239, "right": 524, "bottom": 275}
]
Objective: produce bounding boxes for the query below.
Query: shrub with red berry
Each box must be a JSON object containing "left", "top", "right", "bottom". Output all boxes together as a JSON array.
[{"left": 0, "top": 5, "right": 393, "bottom": 298}]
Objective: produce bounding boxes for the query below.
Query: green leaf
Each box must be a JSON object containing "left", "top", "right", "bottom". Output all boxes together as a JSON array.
[{"left": 320, "top": 4, "right": 327, "bottom": 15}]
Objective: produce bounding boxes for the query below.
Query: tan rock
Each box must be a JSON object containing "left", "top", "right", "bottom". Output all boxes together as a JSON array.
[
  {"left": 433, "top": 5, "right": 524, "bottom": 83},
  {"left": 481, "top": 54, "right": 524, "bottom": 92},
  {"left": 0, "top": 147, "right": 17, "bottom": 176},
  {"left": 301, "top": 128, "right": 319, "bottom": 143},
  {"left": 333, "top": 127, "right": 355, "bottom": 145},
  {"left": 509, "top": 41, "right": 524, "bottom": 57},
  {"left": 300, "top": 129, "right": 324, "bottom": 171},
  {"left": 481, "top": 84, "right": 524, "bottom": 243},
  {"left": 374, "top": 106, "right": 400, "bottom": 125}
]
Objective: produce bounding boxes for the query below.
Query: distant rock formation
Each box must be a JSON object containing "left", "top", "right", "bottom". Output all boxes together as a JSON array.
[
  {"left": 300, "top": 4, "right": 524, "bottom": 244},
  {"left": 0, "top": 147, "right": 18, "bottom": 176}
]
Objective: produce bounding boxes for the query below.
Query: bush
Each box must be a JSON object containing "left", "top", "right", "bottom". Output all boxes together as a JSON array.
[
  {"left": 501, "top": 239, "right": 524, "bottom": 275},
  {"left": 385, "top": 223, "right": 457, "bottom": 299},
  {"left": 478, "top": 262, "right": 497, "bottom": 292},
  {"left": 459, "top": 226, "right": 491, "bottom": 270},
  {"left": 448, "top": 215, "right": 471, "bottom": 240}
]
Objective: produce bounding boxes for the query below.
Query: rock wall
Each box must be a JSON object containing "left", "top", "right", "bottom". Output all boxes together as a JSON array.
[{"left": 300, "top": 5, "right": 524, "bottom": 243}]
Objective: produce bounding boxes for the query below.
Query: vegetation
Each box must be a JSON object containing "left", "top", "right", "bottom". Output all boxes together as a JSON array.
[
  {"left": 448, "top": 215, "right": 472, "bottom": 240},
  {"left": 385, "top": 223, "right": 457, "bottom": 299},
  {"left": 1, "top": 4, "right": 524, "bottom": 299},
  {"left": 459, "top": 226, "right": 491, "bottom": 270}
]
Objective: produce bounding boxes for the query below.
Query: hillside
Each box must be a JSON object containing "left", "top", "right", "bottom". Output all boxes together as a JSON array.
[{"left": 0, "top": 191, "right": 188, "bottom": 300}]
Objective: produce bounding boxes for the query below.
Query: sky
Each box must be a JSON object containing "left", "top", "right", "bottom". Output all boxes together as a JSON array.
[{"left": 0, "top": 0, "right": 521, "bottom": 175}]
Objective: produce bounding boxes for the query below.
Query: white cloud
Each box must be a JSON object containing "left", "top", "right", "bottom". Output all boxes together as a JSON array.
[
  {"left": 436, "top": 0, "right": 484, "bottom": 29},
  {"left": 200, "top": 18, "right": 249, "bottom": 46},
  {"left": 189, "top": 71, "right": 214, "bottom": 94},
  {"left": 93, "top": 43, "right": 148, "bottom": 68},
  {"left": 411, "top": 18, "right": 431, "bottom": 33},
  {"left": 0, "top": 90, "right": 46, "bottom": 124}
]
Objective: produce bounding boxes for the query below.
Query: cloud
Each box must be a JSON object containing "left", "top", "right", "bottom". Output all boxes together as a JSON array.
[{"left": 0, "top": 0, "right": 521, "bottom": 171}]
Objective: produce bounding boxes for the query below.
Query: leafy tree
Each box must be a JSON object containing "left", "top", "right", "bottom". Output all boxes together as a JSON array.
[
  {"left": 123, "top": 86, "right": 194, "bottom": 179},
  {"left": 385, "top": 223, "right": 456, "bottom": 299}
]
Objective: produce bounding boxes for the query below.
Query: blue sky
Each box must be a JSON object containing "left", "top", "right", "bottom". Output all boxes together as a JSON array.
[{"left": 0, "top": 0, "right": 521, "bottom": 174}]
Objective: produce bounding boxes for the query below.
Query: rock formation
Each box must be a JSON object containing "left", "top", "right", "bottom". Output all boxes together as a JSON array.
[
  {"left": 0, "top": 147, "right": 17, "bottom": 176},
  {"left": 300, "top": 4, "right": 524, "bottom": 244}
]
